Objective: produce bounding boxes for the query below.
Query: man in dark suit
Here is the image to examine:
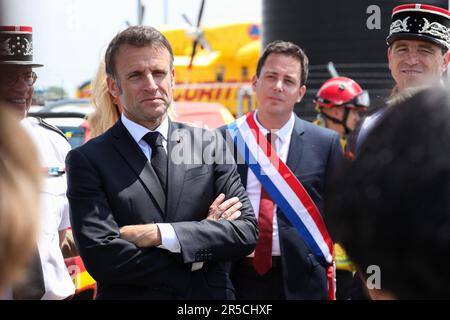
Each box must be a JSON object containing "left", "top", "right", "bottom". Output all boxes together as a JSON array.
[
  {"left": 220, "top": 41, "right": 342, "bottom": 299},
  {"left": 65, "top": 25, "right": 258, "bottom": 300}
]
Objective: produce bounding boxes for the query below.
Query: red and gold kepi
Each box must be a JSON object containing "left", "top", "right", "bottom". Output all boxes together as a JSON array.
[
  {"left": 386, "top": 4, "right": 450, "bottom": 50},
  {"left": 0, "top": 26, "right": 43, "bottom": 67}
]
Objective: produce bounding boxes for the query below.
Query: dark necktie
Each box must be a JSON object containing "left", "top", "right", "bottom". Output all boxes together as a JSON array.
[
  {"left": 143, "top": 132, "right": 168, "bottom": 192},
  {"left": 253, "top": 132, "right": 276, "bottom": 276}
]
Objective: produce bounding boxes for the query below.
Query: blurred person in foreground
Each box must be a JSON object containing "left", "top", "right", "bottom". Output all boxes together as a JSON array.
[
  {"left": 0, "top": 25, "right": 75, "bottom": 299},
  {"left": 349, "top": 4, "right": 450, "bottom": 298},
  {"left": 0, "top": 107, "right": 40, "bottom": 296},
  {"left": 66, "top": 25, "right": 257, "bottom": 300},
  {"left": 326, "top": 86, "right": 450, "bottom": 299}
]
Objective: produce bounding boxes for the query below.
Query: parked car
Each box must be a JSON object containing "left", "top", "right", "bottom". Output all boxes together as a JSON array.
[
  {"left": 30, "top": 100, "right": 234, "bottom": 149},
  {"left": 28, "top": 99, "right": 93, "bottom": 149},
  {"left": 27, "top": 112, "right": 90, "bottom": 149},
  {"left": 39, "top": 98, "right": 93, "bottom": 114},
  {"left": 29, "top": 105, "right": 45, "bottom": 113}
]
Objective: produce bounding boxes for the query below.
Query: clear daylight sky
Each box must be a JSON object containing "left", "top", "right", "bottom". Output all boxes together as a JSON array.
[{"left": 1, "top": 0, "right": 262, "bottom": 96}]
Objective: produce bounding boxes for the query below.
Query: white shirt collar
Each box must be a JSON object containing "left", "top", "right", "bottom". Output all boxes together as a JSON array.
[
  {"left": 121, "top": 113, "right": 169, "bottom": 144},
  {"left": 253, "top": 111, "right": 295, "bottom": 143}
]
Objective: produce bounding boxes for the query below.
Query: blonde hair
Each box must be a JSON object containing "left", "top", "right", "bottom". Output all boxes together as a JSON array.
[
  {"left": 88, "top": 60, "right": 121, "bottom": 138},
  {"left": 88, "top": 59, "right": 177, "bottom": 138},
  {"left": 0, "top": 108, "right": 40, "bottom": 293}
]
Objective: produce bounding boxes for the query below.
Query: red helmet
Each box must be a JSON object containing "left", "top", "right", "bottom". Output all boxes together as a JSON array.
[{"left": 314, "top": 77, "right": 369, "bottom": 109}]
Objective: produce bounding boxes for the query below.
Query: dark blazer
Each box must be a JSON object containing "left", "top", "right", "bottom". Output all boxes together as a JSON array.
[
  {"left": 66, "top": 119, "right": 258, "bottom": 300},
  {"left": 220, "top": 114, "right": 342, "bottom": 299}
]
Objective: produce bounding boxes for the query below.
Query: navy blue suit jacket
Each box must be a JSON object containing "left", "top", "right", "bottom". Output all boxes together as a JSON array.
[
  {"left": 220, "top": 114, "right": 342, "bottom": 299},
  {"left": 66, "top": 119, "right": 258, "bottom": 299}
]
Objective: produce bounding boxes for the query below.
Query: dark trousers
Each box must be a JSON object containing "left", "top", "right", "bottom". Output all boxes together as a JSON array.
[
  {"left": 231, "top": 257, "right": 285, "bottom": 300},
  {"left": 350, "top": 272, "right": 370, "bottom": 300},
  {"left": 336, "top": 269, "right": 353, "bottom": 300}
]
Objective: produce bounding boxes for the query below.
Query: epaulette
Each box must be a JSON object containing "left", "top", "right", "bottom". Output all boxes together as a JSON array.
[{"left": 34, "top": 117, "right": 69, "bottom": 141}]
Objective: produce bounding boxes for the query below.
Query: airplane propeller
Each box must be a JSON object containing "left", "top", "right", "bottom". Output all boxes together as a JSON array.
[
  {"left": 185, "top": 0, "right": 211, "bottom": 69},
  {"left": 181, "top": 13, "right": 193, "bottom": 26}
]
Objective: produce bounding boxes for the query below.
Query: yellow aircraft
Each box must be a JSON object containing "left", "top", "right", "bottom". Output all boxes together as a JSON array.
[
  {"left": 162, "top": 21, "right": 261, "bottom": 115},
  {"left": 77, "top": 21, "right": 260, "bottom": 116}
]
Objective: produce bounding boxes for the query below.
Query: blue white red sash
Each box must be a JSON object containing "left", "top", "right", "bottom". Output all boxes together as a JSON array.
[{"left": 227, "top": 112, "right": 335, "bottom": 299}]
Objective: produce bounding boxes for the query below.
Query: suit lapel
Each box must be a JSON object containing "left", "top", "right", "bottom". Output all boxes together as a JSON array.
[
  {"left": 166, "top": 121, "right": 186, "bottom": 222},
  {"left": 112, "top": 120, "right": 166, "bottom": 214},
  {"left": 226, "top": 128, "right": 248, "bottom": 186},
  {"left": 238, "top": 163, "right": 248, "bottom": 186},
  {"left": 286, "top": 115, "right": 306, "bottom": 173}
]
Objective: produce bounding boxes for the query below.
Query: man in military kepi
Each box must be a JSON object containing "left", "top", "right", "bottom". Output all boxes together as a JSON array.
[
  {"left": 0, "top": 25, "right": 75, "bottom": 300},
  {"left": 351, "top": 4, "right": 450, "bottom": 299},
  {"left": 355, "top": 4, "right": 450, "bottom": 153},
  {"left": 386, "top": 3, "right": 450, "bottom": 93}
]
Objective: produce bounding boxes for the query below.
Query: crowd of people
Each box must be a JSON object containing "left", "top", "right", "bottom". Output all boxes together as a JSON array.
[{"left": 1, "top": 3, "right": 450, "bottom": 300}]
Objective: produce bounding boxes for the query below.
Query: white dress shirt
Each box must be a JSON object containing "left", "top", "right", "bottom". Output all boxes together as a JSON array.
[
  {"left": 246, "top": 111, "right": 295, "bottom": 257},
  {"left": 121, "top": 114, "right": 202, "bottom": 270},
  {"left": 121, "top": 114, "right": 180, "bottom": 249}
]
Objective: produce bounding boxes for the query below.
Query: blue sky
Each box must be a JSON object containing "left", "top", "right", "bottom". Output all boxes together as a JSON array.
[{"left": 1, "top": 0, "right": 261, "bottom": 96}]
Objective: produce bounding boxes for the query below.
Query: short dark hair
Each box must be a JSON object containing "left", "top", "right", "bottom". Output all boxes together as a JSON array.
[
  {"left": 256, "top": 40, "right": 309, "bottom": 86},
  {"left": 105, "top": 25, "right": 174, "bottom": 80},
  {"left": 326, "top": 87, "right": 450, "bottom": 299}
]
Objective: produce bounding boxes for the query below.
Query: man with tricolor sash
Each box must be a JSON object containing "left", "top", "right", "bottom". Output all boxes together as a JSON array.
[{"left": 220, "top": 41, "right": 343, "bottom": 299}]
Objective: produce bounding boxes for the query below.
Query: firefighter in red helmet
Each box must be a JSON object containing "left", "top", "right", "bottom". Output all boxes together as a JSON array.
[
  {"left": 314, "top": 77, "right": 369, "bottom": 158},
  {"left": 314, "top": 76, "right": 369, "bottom": 299}
]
